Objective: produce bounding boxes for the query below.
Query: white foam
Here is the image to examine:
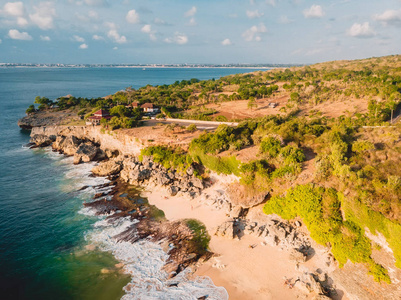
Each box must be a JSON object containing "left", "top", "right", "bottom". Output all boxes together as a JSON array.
[
  {"left": 46, "top": 148, "right": 228, "bottom": 299},
  {"left": 86, "top": 216, "right": 228, "bottom": 300}
]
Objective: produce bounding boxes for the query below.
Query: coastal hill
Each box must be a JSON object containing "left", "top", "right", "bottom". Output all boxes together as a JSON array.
[{"left": 20, "top": 54, "right": 401, "bottom": 299}]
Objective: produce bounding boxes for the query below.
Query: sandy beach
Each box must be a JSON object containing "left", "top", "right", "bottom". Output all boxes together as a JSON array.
[{"left": 144, "top": 181, "right": 342, "bottom": 300}]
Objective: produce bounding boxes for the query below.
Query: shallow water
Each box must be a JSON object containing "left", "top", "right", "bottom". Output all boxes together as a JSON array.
[{"left": 0, "top": 67, "right": 258, "bottom": 299}]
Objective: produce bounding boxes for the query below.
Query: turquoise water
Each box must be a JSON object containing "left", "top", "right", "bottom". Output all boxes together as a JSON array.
[{"left": 0, "top": 67, "right": 259, "bottom": 299}]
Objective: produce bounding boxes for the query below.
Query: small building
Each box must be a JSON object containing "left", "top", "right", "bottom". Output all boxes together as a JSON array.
[
  {"left": 86, "top": 109, "right": 112, "bottom": 125},
  {"left": 131, "top": 101, "right": 140, "bottom": 108},
  {"left": 268, "top": 102, "right": 277, "bottom": 108},
  {"left": 141, "top": 103, "right": 160, "bottom": 114}
]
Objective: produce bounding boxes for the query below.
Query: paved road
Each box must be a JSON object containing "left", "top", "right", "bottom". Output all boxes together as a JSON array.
[{"left": 143, "top": 119, "right": 220, "bottom": 130}]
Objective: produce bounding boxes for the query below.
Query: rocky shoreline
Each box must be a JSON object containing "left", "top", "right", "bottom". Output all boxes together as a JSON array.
[{"left": 28, "top": 129, "right": 338, "bottom": 299}]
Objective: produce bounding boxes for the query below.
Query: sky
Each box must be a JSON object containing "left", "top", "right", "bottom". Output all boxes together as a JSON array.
[{"left": 0, "top": 0, "right": 401, "bottom": 64}]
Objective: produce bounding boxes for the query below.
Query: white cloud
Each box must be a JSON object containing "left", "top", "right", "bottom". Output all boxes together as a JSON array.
[
  {"left": 113, "top": 46, "right": 118, "bottom": 50},
  {"left": 188, "top": 17, "right": 197, "bottom": 26},
  {"left": 141, "top": 24, "right": 151, "bottom": 33},
  {"left": 3, "top": 2, "right": 25, "bottom": 17},
  {"left": 40, "top": 35, "right": 50, "bottom": 41},
  {"left": 107, "top": 29, "right": 127, "bottom": 43},
  {"left": 79, "top": 43, "right": 88, "bottom": 49},
  {"left": 185, "top": 6, "right": 197, "bottom": 17},
  {"left": 17, "top": 17, "right": 28, "bottom": 26},
  {"left": 374, "top": 9, "right": 401, "bottom": 26},
  {"left": 266, "top": 0, "right": 276, "bottom": 6},
  {"left": 73, "top": 35, "right": 85, "bottom": 42},
  {"left": 154, "top": 17, "right": 168, "bottom": 25},
  {"left": 83, "top": 0, "right": 107, "bottom": 6},
  {"left": 164, "top": 32, "right": 188, "bottom": 45},
  {"left": 347, "top": 22, "right": 375, "bottom": 38},
  {"left": 0, "top": 38, "right": 2, "bottom": 44},
  {"left": 221, "top": 38, "right": 232, "bottom": 46},
  {"left": 8, "top": 29, "right": 32, "bottom": 40},
  {"left": 303, "top": 5, "right": 325, "bottom": 19},
  {"left": 29, "top": 2, "right": 56, "bottom": 30},
  {"left": 88, "top": 10, "right": 98, "bottom": 19},
  {"left": 242, "top": 23, "right": 267, "bottom": 42},
  {"left": 279, "top": 15, "right": 294, "bottom": 24},
  {"left": 92, "top": 34, "right": 104, "bottom": 40},
  {"left": 246, "top": 10, "right": 264, "bottom": 19},
  {"left": 126, "top": 9, "right": 140, "bottom": 24}
]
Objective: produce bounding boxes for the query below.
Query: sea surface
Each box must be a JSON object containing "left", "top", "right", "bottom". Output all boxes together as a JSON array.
[{"left": 0, "top": 67, "right": 262, "bottom": 300}]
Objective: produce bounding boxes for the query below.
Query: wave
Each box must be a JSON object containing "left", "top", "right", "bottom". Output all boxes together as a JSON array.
[{"left": 48, "top": 151, "right": 229, "bottom": 300}]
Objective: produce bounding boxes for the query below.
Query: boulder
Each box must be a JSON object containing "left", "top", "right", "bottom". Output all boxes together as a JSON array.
[
  {"left": 191, "top": 177, "right": 204, "bottom": 189},
  {"left": 227, "top": 184, "right": 269, "bottom": 208},
  {"left": 61, "top": 136, "right": 82, "bottom": 156},
  {"left": 289, "top": 248, "right": 306, "bottom": 264},
  {"left": 30, "top": 134, "right": 56, "bottom": 147},
  {"left": 167, "top": 185, "right": 179, "bottom": 196},
  {"left": 52, "top": 135, "right": 65, "bottom": 150},
  {"left": 295, "top": 273, "right": 324, "bottom": 295},
  {"left": 215, "top": 220, "right": 236, "bottom": 239},
  {"left": 92, "top": 159, "right": 122, "bottom": 176},
  {"left": 74, "top": 142, "right": 98, "bottom": 164},
  {"left": 229, "top": 205, "right": 243, "bottom": 218}
]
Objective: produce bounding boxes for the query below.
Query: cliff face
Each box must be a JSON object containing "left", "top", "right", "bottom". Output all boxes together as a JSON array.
[{"left": 31, "top": 126, "right": 144, "bottom": 156}]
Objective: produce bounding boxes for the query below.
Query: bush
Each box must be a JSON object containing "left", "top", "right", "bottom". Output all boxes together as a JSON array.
[
  {"left": 260, "top": 137, "right": 281, "bottom": 157},
  {"left": 26, "top": 105, "right": 35, "bottom": 114},
  {"left": 263, "top": 184, "right": 390, "bottom": 283},
  {"left": 140, "top": 146, "right": 194, "bottom": 174},
  {"left": 187, "top": 124, "right": 197, "bottom": 132}
]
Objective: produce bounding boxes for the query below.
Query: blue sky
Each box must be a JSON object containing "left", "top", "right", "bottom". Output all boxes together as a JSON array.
[{"left": 0, "top": 0, "right": 400, "bottom": 64}]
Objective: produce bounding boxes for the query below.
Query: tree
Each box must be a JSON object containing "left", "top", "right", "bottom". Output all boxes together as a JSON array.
[
  {"left": 110, "top": 105, "right": 131, "bottom": 118},
  {"left": 247, "top": 98, "right": 257, "bottom": 111},
  {"left": 26, "top": 105, "right": 35, "bottom": 114}
]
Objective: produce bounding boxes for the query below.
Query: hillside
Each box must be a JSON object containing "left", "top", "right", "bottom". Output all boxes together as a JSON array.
[{"left": 23, "top": 55, "right": 401, "bottom": 297}]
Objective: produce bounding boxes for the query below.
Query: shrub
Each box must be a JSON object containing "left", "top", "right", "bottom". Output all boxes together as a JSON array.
[
  {"left": 263, "top": 184, "right": 390, "bottom": 283},
  {"left": 25, "top": 105, "right": 35, "bottom": 114},
  {"left": 187, "top": 124, "right": 197, "bottom": 132},
  {"left": 352, "top": 140, "right": 375, "bottom": 153},
  {"left": 140, "top": 146, "right": 194, "bottom": 174},
  {"left": 260, "top": 137, "right": 281, "bottom": 157}
]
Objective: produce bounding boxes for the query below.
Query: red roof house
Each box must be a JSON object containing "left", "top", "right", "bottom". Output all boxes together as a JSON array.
[{"left": 86, "top": 109, "right": 112, "bottom": 125}]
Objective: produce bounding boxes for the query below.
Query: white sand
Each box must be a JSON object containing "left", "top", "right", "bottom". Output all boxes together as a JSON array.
[{"left": 144, "top": 186, "right": 343, "bottom": 300}]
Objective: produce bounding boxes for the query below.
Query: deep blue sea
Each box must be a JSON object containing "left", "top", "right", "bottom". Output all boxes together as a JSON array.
[{"left": 0, "top": 67, "right": 260, "bottom": 300}]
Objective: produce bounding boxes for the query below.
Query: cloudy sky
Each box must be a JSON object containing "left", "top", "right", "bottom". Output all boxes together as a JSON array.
[{"left": 0, "top": 0, "right": 400, "bottom": 64}]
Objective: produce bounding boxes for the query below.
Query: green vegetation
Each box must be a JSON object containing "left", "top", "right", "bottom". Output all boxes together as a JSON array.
[
  {"left": 25, "top": 104, "right": 35, "bottom": 114},
  {"left": 139, "top": 145, "right": 194, "bottom": 174},
  {"left": 186, "top": 124, "right": 197, "bottom": 132},
  {"left": 185, "top": 219, "right": 211, "bottom": 254},
  {"left": 263, "top": 184, "right": 391, "bottom": 283}
]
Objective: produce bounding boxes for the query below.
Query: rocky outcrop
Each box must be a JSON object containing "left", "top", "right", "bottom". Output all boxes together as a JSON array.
[
  {"left": 227, "top": 183, "right": 269, "bottom": 208},
  {"left": 92, "top": 158, "right": 123, "bottom": 176},
  {"left": 30, "top": 134, "right": 56, "bottom": 147},
  {"left": 120, "top": 156, "right": 204, "bottom": 199},
  {"left": 215, "top": 214, "right": 311, "bottom": 252},
  {"left": 73, "top": 142, "right": 99, "bottom": 164}
]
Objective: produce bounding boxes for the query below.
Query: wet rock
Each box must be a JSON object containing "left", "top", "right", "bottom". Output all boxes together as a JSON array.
[
  {"left": 74, "top": 142, "right": 98, "bottom": 164},
  {"left": 92, "top": 159, "right": 123, "bottom": 176},
  {"left": 60, "top": 135, "right": 82, "bottom": 156},
  {"left": 30, "top": 134, "right": 56, "bottom": 147}
]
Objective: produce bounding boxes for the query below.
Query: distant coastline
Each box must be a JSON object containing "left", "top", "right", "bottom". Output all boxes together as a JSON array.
[{"left": 0, "top": 63, "right": 302, "bottom": 69}]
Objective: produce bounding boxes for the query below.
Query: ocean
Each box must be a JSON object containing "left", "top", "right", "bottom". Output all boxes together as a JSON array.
[{"left": 0, "top": 67, "right": 261, "bottom": 300}]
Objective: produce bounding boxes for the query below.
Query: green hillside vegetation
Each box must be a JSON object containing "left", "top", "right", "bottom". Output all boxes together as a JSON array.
[{"left": 27, "top": 55, "right": 401, "bottom": 282}]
